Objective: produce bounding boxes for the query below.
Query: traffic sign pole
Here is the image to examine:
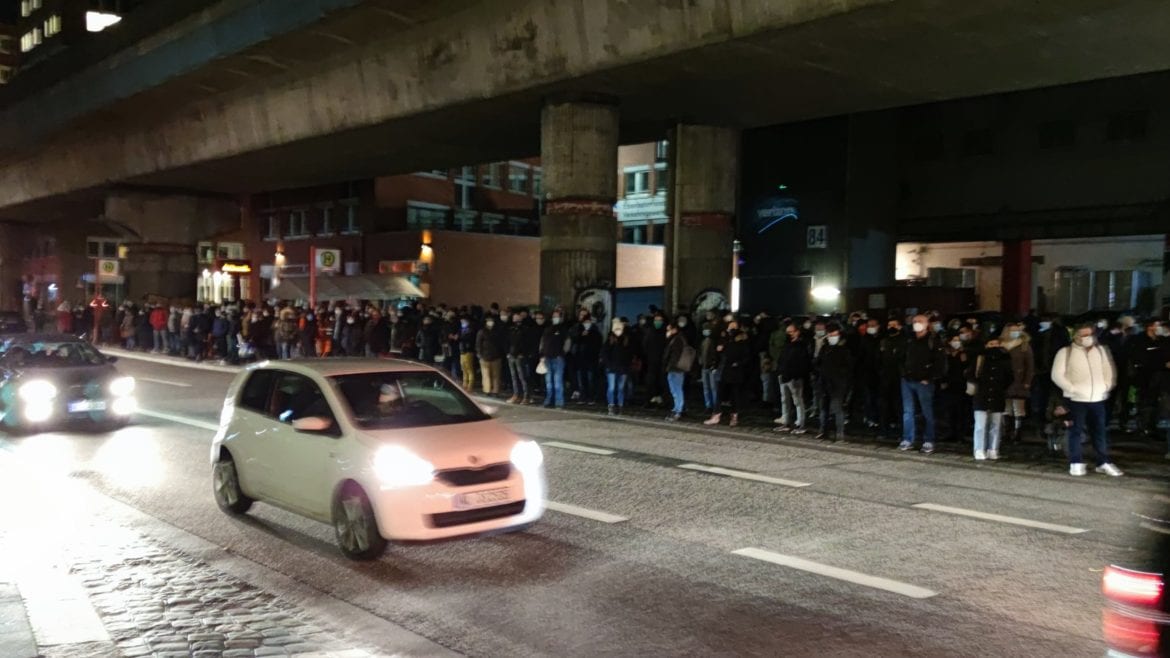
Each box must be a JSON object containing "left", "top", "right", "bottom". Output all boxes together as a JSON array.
[{"left": 309, "top": 246, "right": 317, "bottom": 311}]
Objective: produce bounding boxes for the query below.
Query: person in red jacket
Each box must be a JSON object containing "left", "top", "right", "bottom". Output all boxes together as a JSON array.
[{"left": 149, "top": 304, "right": 169, "bottom": 353}]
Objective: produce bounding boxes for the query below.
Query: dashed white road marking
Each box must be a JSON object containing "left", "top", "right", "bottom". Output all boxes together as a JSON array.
[
  {"left": 137, "top": 377, "right": 193, "bottom": 388},
  {"left": 136, "top": 408, "right": 219, "bottom": 432},
  {"left": 542, "top": 441, "right": 617, "bottom": 456},
  {"left": 545, "top": 501, "right": 628, "bottom": 524},
  {"left": 732, "top": 548, "right": 938, "bottom": 599},
  {"left": 911, "top": 503, "right": 1089, "bottom": 535},
  {"left": 678, "top": 463, "right": 811, "bottom": 488}
]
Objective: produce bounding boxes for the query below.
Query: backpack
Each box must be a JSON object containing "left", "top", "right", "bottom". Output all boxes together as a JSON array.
[{"left": 676, "top": 344, "right": 697, "bottom": 372}]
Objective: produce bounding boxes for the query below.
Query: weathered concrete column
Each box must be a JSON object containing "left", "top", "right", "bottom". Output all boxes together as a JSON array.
[
  {"left": 105, "top": 191, "right": 239, "bottom": 302},
  {"left": 540, "top": 100, "right": 619, "bottom": 310},
  {"left": 1001, "top": 239, "right": 1033, "bottom": 316},
  {"left": 664, "top": 125, "right": 739, "bottom": 315}
]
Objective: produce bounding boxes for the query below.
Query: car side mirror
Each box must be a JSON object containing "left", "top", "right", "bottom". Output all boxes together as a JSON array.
[
  {"left": 106, "top": 355, "right": 118, "bottom": 364},
  {"left": 291, "top": 416, "right": 333, "bottom": 433},
  {"left": 478, "top": 403, "right": 498, "bottom": 416}
]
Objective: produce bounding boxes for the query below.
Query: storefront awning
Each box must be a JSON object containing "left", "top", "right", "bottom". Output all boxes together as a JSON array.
[{"left": 268, "top": 274, "right": 425, "bottom": 302}]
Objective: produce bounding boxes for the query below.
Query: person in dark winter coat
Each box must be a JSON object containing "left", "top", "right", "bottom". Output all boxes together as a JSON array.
[
  {"left": 663, "top": 322, "right": 690, "bottom": 421},
  {"left": 814, "top": 324, "right": 853, "bottom": 441},
  {"left": 540, "top": 311, "right": 569, "bottom": 408},
  {"left": 476, "top": 316, "right": 505, "bottom": 396},
  {"left": 300, "top": 312, "right": 319, "bottom": 358},
  {"left": 415, "top": 315, "right": 441, "bottom": 364},
  {"left": 773, "top": 324, "right": 812, "bottom": 434},
  {"left": 970, "top": 337, "right": 1014, "bottom": 460},
  {"left": 698, "top": 322, "right": 721, "bottom": 413},
  {"left": 571, "top": 315, "right": 603, "bottom": 404},
  {"left": 642, "top": 315, "right": 667, "bottom": 406},
  {"left": 601, "top": 320, "right": 635, "bottom": 415},
  {"left": 705, "top": 319, "right": 752, "bottom": 427}
]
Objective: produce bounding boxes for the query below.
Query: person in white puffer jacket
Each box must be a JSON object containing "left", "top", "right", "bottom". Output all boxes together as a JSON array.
[{"left": 1051, "top": 323, "right": 1122, "bottom": 477}]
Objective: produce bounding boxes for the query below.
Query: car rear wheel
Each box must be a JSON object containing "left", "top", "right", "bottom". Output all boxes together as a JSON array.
[
  {"left": 332, "top": 484, "right": 387, "bottom": 561},
  {"left": 212, "top": 453, "right": 253, "bottom": 515}
]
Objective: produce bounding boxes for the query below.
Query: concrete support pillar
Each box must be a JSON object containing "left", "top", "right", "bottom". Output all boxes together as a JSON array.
[
  {"left": 539, "top": 100, "right": 620, "bottom": 310},
  {"left": 664, "top": 124, "right": 738, "bottom": 315},
  {"left": 1001, "top": 239, "right": 1033, "bottom": 317}
]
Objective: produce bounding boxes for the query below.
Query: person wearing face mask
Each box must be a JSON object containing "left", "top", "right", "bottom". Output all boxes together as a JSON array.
[
  {"left": 505, "top": 312, "right": 533, "bottom": 404},
  {"left": 999, "top": 323, "right": 1034, "bottom": 444},
  {"left": 1030, "top": 313, "right": 1069, "bottom": 433},
  {"left": 856, "top": 319, "right": 883, "bottom": 432},
  {"left": 876, "top": 318, "right": 907, "bottom": 440},
  {"left": 813, "top": 324, "right": 852, "bottom": 441},
  {"left": 476, "top": 315, "right": 505, "bottom": 397},
  {"left": 642, "top": 314, "right": 668, "bottom": 407},
  {"left": 571, "top": 314, "right": 603, "bottom": 405},
  {"left": 601, "top": 319, "right": 634, "bottom": 415},
  {"left": 662, "top": 322, "right": 693, "bottom": 421},
  {"left": 897, "top": 314, "right": 947, "bottom": 454},
  {"left": 539, "top": 311, "right": 569, "bottom": 409},
  {"left": 456, "top": 316, "right": 477, "bottom": 391},
  {"left": 1052, "top": 324, "right": 1121, "bottom": 476},
  {"left": 699, "top": 321, "right": 722, "bottom": 414},
  {"left": 705, "top": 318, "right": 751, "bottom": 427},
  {"left": 772, "top": 323, "right": 811, "bottom": 435},
  {"left": 970, "top": 337, "right": 1014, "bottom": 460},
  {"left": 938, "top": 332, "right": 972, "bottom": 442},
  {"left": 1127, "top": 320, "right": 1170, "bottom": 437},
  {"left": 808, "top": 320, "right": 829, "bottom": 423}
]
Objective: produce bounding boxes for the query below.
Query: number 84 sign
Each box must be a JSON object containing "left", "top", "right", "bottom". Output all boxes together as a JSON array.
[{"left": 806, "top": 225, "right": 828, "bottom": 249}]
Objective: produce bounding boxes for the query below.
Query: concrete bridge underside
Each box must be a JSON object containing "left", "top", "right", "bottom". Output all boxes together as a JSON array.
[{"left": 4, "top": 0, "right": 1170, "bottom": 220}]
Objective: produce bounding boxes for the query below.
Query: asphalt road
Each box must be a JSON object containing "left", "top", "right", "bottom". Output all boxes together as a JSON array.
[{"left": 2, "top": 355, "right": 1162, "bottom": 657}]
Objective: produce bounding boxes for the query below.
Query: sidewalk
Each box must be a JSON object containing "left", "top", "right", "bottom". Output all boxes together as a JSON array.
[{"left": 102, "top": 347, "right": 1169, "bottom": 482}]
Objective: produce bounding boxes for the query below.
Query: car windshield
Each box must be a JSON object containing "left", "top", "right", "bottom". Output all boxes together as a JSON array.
[
  {"left": 0, "top": 340, "right": 108, "bottom": 368},
  {"left": 332, "top": 371, "right": 488, "bottom": 429}
]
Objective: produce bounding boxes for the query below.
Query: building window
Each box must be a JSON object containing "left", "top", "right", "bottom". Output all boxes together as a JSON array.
[
  {"left": 197, "top": 241, "right": 214, "bottom": 264},
  {"left": 217, "top": 242, "right": 245, "bottom": 260},
  {"left": 1037, "top": 120, "right": 1076, "bottom": 150},
  {"left": 319, "top": 207, "right": 333, "bottom": 235},
  {"left": 287, "top": 210, "right": 309, "bottom": 237},
  {"left": 481, "top": 163, "right": 501, "bottom": 189},
  {"left": 341, "top": 202, "right": 360, "bottom": 234},
  {"left": 86, "top": 238, "right": 119, "bottom": 259},
  {"left": 655, "top": 140, "right": 670, "bottom": 161},
  {"left": 414, "top": 169, "right": 448, "bottom": 179},
  {"left": 454, "top": 209, "right": 477, "bottom": 232},
  {"left": 481, "top": 212, "right": 504, "bottom": 233},
  {"left": 507, "top": 162, "right": 530, "bottom": 194},
  {"left": 0, "top": 67, "right": 12, "bottom": 84},
  {"left": 455, "top": 167, "right": 475, "bottom": 209},
  {"left": 624, "top": 169, "right": 650, "bottom": 195},
  {"left": 20, "top": 0, "right": 31, "bottom": 18},
  {"left": 1107, "top": 110, "right": 1148, "bottom": 143},
  {"left": 265, "top": 215, "right": 280, "bottom": 240},
  {"left": 20, "top": 31, "right": 37, "bottom": 53},
  {"left": 532, "top": 167, "right": 543, "bottom": 198},
  {"left": 406, "top": 202, "right": 448, "bottom": 229},
  {"left": 0, "top": 35, "right": 13, "bottom": 54},
  {"left": 654, "top": 164, "right": 669, "bottom": 193},
  {"left": 961, "top": 129, "right": 994, "bottom": 157},
  {"left": 44, "top": 14, "right": 61, "bottom": 37}
]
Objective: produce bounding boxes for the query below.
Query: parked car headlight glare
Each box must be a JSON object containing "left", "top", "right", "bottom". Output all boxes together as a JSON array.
[
  {"left": 510, "top": 440, "right": 544, "bottom": 471},
  {"left": 373, "top": 446, "right": 434, "bottom": 488},
  {"left": 18, "top": 380, "right": 57, "bottom": 402},
  {"left": 109, "top": 376, "right": 135, "bottom": 397}
]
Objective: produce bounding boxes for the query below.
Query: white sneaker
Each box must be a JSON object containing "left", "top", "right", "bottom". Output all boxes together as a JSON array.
[
  {"left": 773, "top": 417, "right": 787, "bottom": 425},
  {"left": 1095, "top": 463, "right": 1124, "bottom": 477},
  {"left": 973, "top": 450, "right": 986, "bottom": 461},
  {"left": 987, "top": 450, "right": 999, "bottom": 461},
  {"left": 1069, "top": 463, "right": 1087, "bottom": 476}
]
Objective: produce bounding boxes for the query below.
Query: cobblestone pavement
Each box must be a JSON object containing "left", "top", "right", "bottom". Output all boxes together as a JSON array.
[{"left": 59, "top": 528, "right": 378, "bottom": 658}]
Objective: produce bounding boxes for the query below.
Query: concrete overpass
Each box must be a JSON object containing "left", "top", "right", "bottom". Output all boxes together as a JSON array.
[{"left": 4, "top": 0, "right": 1170, "bottom": 307}]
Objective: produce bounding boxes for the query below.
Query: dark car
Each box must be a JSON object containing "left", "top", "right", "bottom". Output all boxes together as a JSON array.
[
  {"left": 0, "top": 334, "right": 136, "bottom": 432},
  {"left": 0, "top": 311, "right": 27, "bottom": 335},
  {"left": 1103, "top": 490, "right": 1169, "bottom": 657}
]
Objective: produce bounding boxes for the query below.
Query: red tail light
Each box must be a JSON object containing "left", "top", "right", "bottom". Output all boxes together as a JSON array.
[{"left": 1104, "top": 566, "right": 1164, "bottom": 607}]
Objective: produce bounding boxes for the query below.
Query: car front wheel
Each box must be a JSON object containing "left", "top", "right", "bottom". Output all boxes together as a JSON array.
[
  {"left": 332, "top": 484, "right": 387, "bottom": 561},
  {"left": 212, "top": 453, "right": 253, "bottom": 515}
]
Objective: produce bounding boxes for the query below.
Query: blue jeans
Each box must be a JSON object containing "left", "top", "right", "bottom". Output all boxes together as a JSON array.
[
  {"left": 760, "top": 372, "right": 776, "bottom": 404},
  {"left": 901, "top": 379, "right": 936, "bottom": 444},
  {"left": 606, "top": 372, "right": 627, "bottom": 407},
  {"left": 576, "top": 365, "right": 596, "bottom": 403},
  {"left": 972, "top": 410, "right": 1003, "bottom": 454},
  {"left": 543, "top": 357, "right": 565, "bottom": 408},
  {"left": 701, "top": 368, "right": 720, "bottom": 410},
  {"left": 667, "top": 371, "right": 686, "bottom": 415},
  {"left": 1068, "top": 400, "right": 1109, "bottom": 466}
]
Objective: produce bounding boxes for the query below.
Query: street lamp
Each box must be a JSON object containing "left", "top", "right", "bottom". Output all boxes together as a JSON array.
[{"left": 731, "top": 239, "right": 742, "bottom": 313}]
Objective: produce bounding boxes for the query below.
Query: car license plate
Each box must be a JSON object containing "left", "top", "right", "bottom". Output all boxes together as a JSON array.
[
  {"left": 68, "top": 400, "right": 107, "bottom": 413},
  {"left": 454, "top": 488, "right": 511, "bottom": 510}
]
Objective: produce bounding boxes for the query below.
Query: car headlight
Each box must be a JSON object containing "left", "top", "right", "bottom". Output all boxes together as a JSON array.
[
  {"left": 18, "top": 380, "right": 57, "bottom": 402},
  {"left": 109, "top": 376, "right": 135, "bottom": 397},
  {"left": 372, "top": 446, "right": 435, "bottom": 488},
  {"left": 510, "top": 440, "right": 544, "bottom": 472}
]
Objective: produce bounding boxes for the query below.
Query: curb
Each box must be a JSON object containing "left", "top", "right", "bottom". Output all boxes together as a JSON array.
[{"left": 99, "top": 347, "right": 243, "bottom": 374}]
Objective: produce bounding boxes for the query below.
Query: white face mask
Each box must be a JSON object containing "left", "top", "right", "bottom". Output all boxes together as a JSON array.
[
  {"left": 827, "top": 335, "right": 840, "bottom": 346},
  {"left": 551, "top": 317, "right": 562, "bottom": 325},
  {"left": 613, "top": 328, "right": 623, "bottom": 336},
  {"left": 1078, "top": 335, "right": 1094, "bottom": 347},
  {"left": 912, "top": 322, "right": 926, "bottom": 333},
  {"left": 1009, "top": 330, "right": 1021, "bottom": 340},
  {"left": 866, "top": 326, "right": 878, "bottom": 335},
  {"left": 815, "top": 329, "right": 826, "bottom": 338},
  {"left": 678, "top": 318, "right": 688, "bottom": 327},
  {"left": 932, "top": 323, "right": 943, "bottom": 333},
  {"left": 1039, "top": 322, "right": 1052, "bottom": 331},
  {"left": 950, "top": 341, "right": 962, "bottom": 350},
  {"left": 1096, "top": 321, "right": 1107, "bottom": 329},
  {"left": 485, "top": 321, "right": 495, "bottom": 329},
  {"left": 583, "top": 322, "right": 592, "bottom": 330}
]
